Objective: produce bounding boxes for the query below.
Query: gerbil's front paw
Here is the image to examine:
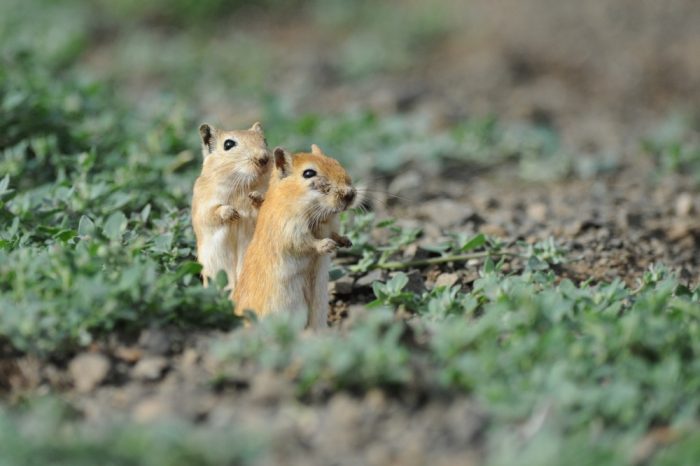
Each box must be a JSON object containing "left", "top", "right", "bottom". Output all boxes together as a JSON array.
[
  {"left": 216, "top": 205, "right": 240, "bottom": 222},
  {"left": 315, "top": 238, "right": 338, "bottom": 255},
  {"left": 331, "top": 234, "right": 353, "bottom": 248},
  {"left": 248, "top": 191, "right": 264, "bottom": 208}
]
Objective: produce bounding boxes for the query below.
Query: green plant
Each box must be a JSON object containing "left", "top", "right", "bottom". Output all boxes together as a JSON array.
[
  {"left": 213, "top": 309, "right": 412, "bottom": 396},
  {"left": 0, "top": 399, "right": 266, "bottom": 466},
  {"left": 642, "top": 114, "right": 700, "bottom": 184},
  {"left": 0, "top": 53, "right": 237, "bottom": 354}
]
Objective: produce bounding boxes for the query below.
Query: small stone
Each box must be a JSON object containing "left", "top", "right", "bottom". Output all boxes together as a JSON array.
[
  {"left": 444, "top": 399, "right": 486, "bottom": 443},
  {"left": 364, "top": 389, "right": 386, "bottom": 412},
  {"left": 564, "top": 220, "right": 585, "bottom": 236},
  {"left": 249, "top": 370, "right": 292, "bottom": 403},
  {"left": 434, "top": 272, "right": 459, "bottom": 289},
  {"left": 327, "top": 394, "right": 362, "bottom": 429},
  {"left": 419, "top": 199, "right": 474, "bottom": 229},
  {"left": 329, "top": 275, "right": 354, "bottom": 295},
  {"left": 69, "top": 353, "right": 110, "bottom": 393},
  {"left": 666, "top": 221, "right": 699, "bottom": 241},
  {"left": 138, "top": 328, "right": 171, "bottom": 355},
  {"left": 479, "top": 223, "right": 507, "bottom": 237},
  {"left": 409, "top": 244, "right": 438, "bottom": 263},
  {"left": 132, "top": 356, "right": 169, "bottom": 381},
  {"left": 526, "top": 202, "right": 548, "bottom": 222},
  {"left": 388, "top": 170, "right": 422, "bottom": 198},
  {"left": 181, "top": 348, "right": 199, "bottom": 369},
  {"left": 355, "top": 269, "right": 385, "bottom": 289},
  {"left": 114, "top": 346, "right": 142, "bottom": 363},
  {"left": 675, "top": 192, "right": 694, "bottom": 217},
  {"left": 133, "top": 397, "right": 169, "bottom": 423}
]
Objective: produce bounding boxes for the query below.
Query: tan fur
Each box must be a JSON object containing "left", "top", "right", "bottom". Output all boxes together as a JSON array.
[
  {"left": 191, "top": 122, "right": 271, "bottom": 291},
  {"left": 234, "top": 145, "right": 356, "bottom": 329}
]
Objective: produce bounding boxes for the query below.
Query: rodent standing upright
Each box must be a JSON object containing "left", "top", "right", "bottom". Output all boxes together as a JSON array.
[
  {"left": 191, "top": 122, "right": 270, "bottom": 291},
  {"left": 233, "top": 144, "right": 356, "bottom": 329}
]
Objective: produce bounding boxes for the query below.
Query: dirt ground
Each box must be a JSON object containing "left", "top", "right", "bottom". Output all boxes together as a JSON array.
[{"left": 4, "top": 0, "right": 700, "bottom": 463}]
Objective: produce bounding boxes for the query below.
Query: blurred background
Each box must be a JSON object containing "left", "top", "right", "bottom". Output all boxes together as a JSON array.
[
  {"left": 3, "top": 3, "right": 700, "bottom": 463},
  {"left": 4, "top": 0, "right": 700, "bottom": 157}
]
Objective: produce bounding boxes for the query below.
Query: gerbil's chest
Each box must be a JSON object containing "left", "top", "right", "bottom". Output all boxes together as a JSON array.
[{"left": 311, "top": 216, "right": 337, "bottom": 237}]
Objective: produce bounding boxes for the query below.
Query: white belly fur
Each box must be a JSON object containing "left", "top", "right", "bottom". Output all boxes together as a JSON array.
[{"left": 199, "top": 216, "right": 256, "bottom": 292}]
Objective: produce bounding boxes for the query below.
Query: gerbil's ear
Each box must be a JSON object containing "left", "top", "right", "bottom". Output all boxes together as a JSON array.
[
  {"left": 199, "top": 123, "right": 216, "bottom": 155},
  {"left": 250, "top": 121, "right": 263, "bottom": 134},
  {"left": 310, "top": 144, "right": 323, "bottom": 156},
  {"left": 274, "top": 147, "right": 292, "bottom": 178}
]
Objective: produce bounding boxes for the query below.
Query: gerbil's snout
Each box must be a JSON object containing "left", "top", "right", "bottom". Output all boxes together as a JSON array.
[
  {"left": 340, "top": 187, "right": 356, "bottom": 207},
  {"left": 256, "top": 154, "right": 270, "bottom": 167}
]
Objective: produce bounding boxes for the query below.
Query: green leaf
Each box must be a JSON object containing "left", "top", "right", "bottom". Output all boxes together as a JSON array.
[
  {"left": 102, "top": 211, "right": 127, "bottom": 241},
  {"left": 150, "top": 233, "right": 173, "bottom": 253},
  {"left": 174, "top": 261, "right": 203, "bottom": 281},
  {"left": 329, "top": 267, "right": 347, "bottom": 281},
  {"left": 421, "top": 243, "right": 451, "bottom": 254},
  {"left": 140, "top": 203, "right": 152, "bottom": 223},
  {"left": 460, "top": 233, "right": 486, "bottom": 252},
  {"left": 53, "top": 229, "right": 77, "bottom": 242},
  {"left": 77, "top": 215, "right": 95, "bottom": 237},
  {"left": 386, "top": 272, "right": 409, "bottom": 294},
  {"left": 0, "top": 175, "right": 10, "bottom": 197},
  {"left": 483, "top": 256, "right": 495, "bottom": 273}
]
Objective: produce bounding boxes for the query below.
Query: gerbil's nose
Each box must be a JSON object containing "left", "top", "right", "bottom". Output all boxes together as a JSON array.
[
  {"left": 256, "top": 154, "right": 269, "bottom": 167},
  {"left": 342, "top": 188, "right": 356, "bottom": 206}
]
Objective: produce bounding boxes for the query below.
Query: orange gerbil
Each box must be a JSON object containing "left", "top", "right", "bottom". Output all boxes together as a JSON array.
[
  {"left": 234, "top": 145, "right": 356, "bottom": 329},
  {"left": 191, "top": 122, "right": 271, "bottom": 291}
]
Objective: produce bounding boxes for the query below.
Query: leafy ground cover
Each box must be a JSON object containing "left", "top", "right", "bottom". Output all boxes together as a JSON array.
[{"left": 2, "top": 0, "right": 700, "bottom": 465}]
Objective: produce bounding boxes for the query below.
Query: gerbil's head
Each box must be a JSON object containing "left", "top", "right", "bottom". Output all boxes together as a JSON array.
[
  {"left": 198, "top": 122, "right": 270, "bottom": 181},
  {"left": 273, "top": 144, "right": 356, "bottom": 220}
]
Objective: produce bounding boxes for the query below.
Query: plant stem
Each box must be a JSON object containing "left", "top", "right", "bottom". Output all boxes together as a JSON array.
[{"left": 368, "top": 251, "right": 520, "bottom": 271}]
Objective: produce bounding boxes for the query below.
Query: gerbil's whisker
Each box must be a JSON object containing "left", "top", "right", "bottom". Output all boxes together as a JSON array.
[
  {"left": 357, "top": 188, "right": 411, "bottom": 203},
  {"left": 358, "top": 194, "right": 390, "bottom": 208}
]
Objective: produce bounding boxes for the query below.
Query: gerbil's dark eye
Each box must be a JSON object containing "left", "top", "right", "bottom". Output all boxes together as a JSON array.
[
  {"left": 223, "top": 139, "right": 237, "bottom": 151},
  {"left": 303, "top": 169, "right": 317, "bottom": 179}
]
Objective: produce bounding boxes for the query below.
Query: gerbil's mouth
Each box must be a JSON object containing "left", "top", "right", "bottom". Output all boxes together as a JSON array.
[{"left": 241, "top": 159, "right": 268, "bottom": 178}]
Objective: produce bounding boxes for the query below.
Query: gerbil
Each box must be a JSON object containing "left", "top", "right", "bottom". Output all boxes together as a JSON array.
[
  {"left": 233, "top": 144, "right": 355, "bottom": 329},
  {"left": 191, "top": 122, "right": 270, "bottom": 291}
]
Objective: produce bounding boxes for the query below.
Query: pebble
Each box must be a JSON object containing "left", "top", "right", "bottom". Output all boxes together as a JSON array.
[
  {"left": 330, "top": 275, "right": 354, "bottom": 295},
  {"left": 387, "top": 170, "right": 422, "bottom": 198},
  {"left": 675, "top": 192, "right": 694, "bottom": 217},
  {"left": 355, "top": 269, "right": 385, "bottom": 288},
  {"left": 249, "top": 370, "right": 292, "bottom": 403},
  {"left": 69, "top": 353, "right": 110, "bottom": 393},
  {"left": 132, "top": 356, "right": 169, "bottom": 381},
  {"left": 433, "top": 272, "right": 460, "bottom": 289},
  {"left": 526, "top": 202, "right": 548, "bottom": 222},
  {"left": 114, "top": 346, "right": 142, "bottom": 363},
  {"left": 138, "top": 328, "right": 172, "bottom": 356},
  {"left": 133, "top": 397, "right": 169, "bottom": 423},
  {"left": 479, "top": 223, "right": 507, "bottom": 237},
  {"left": 419, "top": 199, "right": 475, "bottom": 229}
]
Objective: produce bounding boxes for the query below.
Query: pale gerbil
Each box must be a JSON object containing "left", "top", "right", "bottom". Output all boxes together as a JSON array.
[{"left": 191, "top": 122, "right": 270, "bottom": 291}]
